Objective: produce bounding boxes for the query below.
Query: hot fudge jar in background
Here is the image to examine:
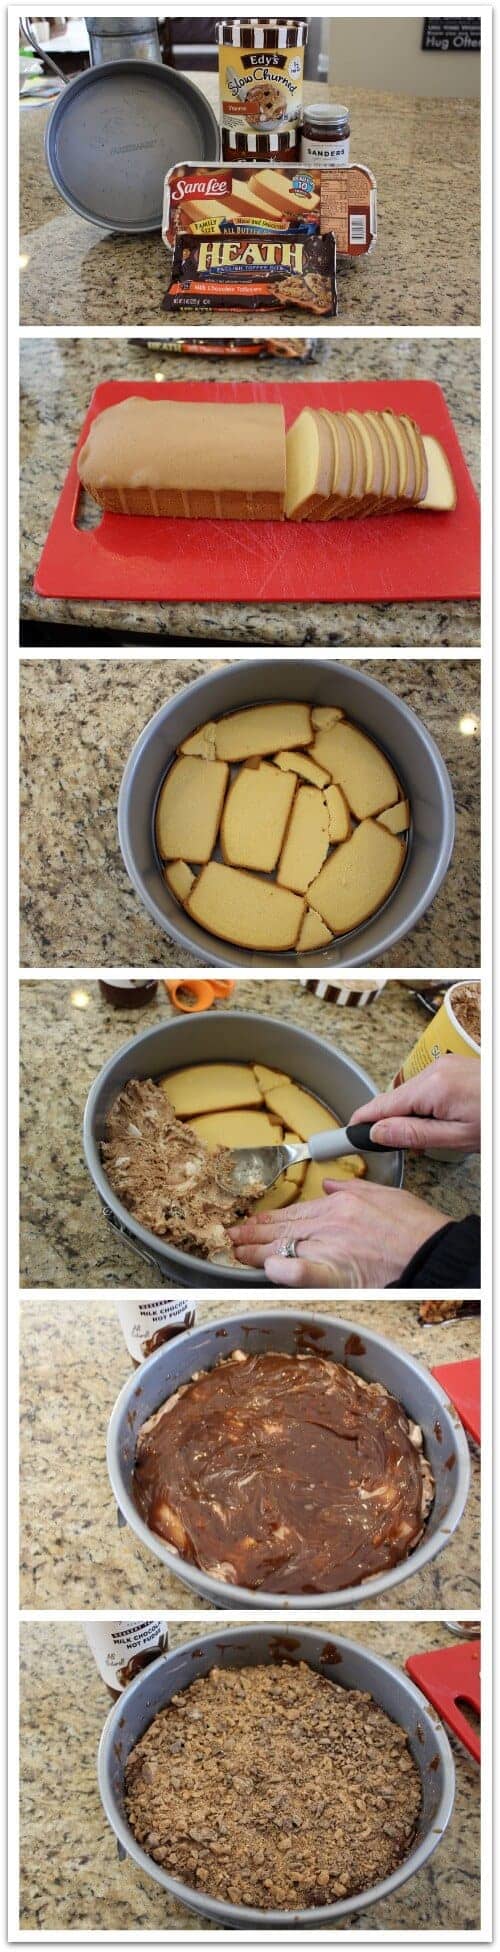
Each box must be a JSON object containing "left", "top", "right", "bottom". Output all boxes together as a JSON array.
[
  {"left": 301, "top": 102, "right": 350, "bottom": 166},
  {"left": 116, "top": 1296, "right": 196, "bottom": 1366},
  {"left": 86, "top": 1621, "right": 168, "bottom": 1700}
]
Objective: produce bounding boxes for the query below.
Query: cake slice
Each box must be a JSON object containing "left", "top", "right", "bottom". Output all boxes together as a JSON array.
[
  {"left": 296, "top": 908, "right": 333, "bottom": 953},
  {"left": 380, "top": 411, "right": 417, "bottom": 503},
  {"left": 277, "top": 785, "right": 330, "bottom": 894},
  {"left": 186, "top": 861, "right": 305, "bottom": 951},
  {"left": 164, "top": 860, "right": 195, "bottom": 902},
  {"left": 323, "top": 782, "right": 352, "bottom": 842},
  {"left": 308, "top": 819, "right": 405, "bottom": 934},
  {"left": 309, "top": 720, "right": 399, "bottom": 819},
  {"left": 274, "top": 749, "right": 330, "bottom": 789},
  {"left": 377, "top": 799, "right": 410, "bottom": 834},
  {"left": 214, "top": 702, "right": 313, "bottom": 761},
  {"left": 311, "top": 706, "right": 345, "bottom": 729},
  {"left": 263, "top": 1082, "right": 339, "bottom": 1140},
  {"left": 419, "top": 435, "right": 457, "bottom": 510},
  {"left": 155, "top": 756, "right": 228, "bottom": 863},
  {"left": 252, "top": 1178, "right": 298, "bottom": 1212},
  {"left": 345, "top": 409, "right": 385, "bottom": 514},
  {"left": 221, "top": 761, "right": 296, "bottom": 872},
  {"left": 178, "top": 721, "right": 217, "bottom": 759},
  {"left": 187, "top": 1108, "right": 281, "bottom": 1148},
  {"left": 161, "top": 1063, "right": 263, "bottom": 1117},
  {"left": 364, "top": 409, "right": 400, "bottom": 509},
  {"left": 315, "top": 413, "right": 354, "bottom": 519},
  {"left": 252, "top": 1065, "right": 292, "bottom": 1091},
  {"left": 284, "top": 409, "right": 333, "bottom": 520},
  {"left": 299, "top": 1154, "right": 366, "bottom": 1199},
  {"left": 400, "top": 415, "right": 428, "bottom": 503}
]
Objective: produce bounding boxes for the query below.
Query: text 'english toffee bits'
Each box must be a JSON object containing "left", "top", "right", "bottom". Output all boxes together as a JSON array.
[{"left": 163, "top": 231, "right": 337, "bottom": 315}]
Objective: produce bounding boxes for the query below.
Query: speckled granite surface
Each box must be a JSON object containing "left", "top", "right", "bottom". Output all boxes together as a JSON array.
[
  {"left": 19, "top": 656, "right": 480, "bottom": 968},
  {"left": 20, "top": 337, "right": 480, "bottom": 647},
  {"left": 19, "top": 979, "right": 480, "bottom": 1289},
  {"left": 20, "top": 1295, "right": 480, "bottom": 1612},
  {"left": 20, "top": 78, "right": 479, "bottom": 327},
  {"left": 19, "top": 1619, "right": 480, "bottom": 1932}
]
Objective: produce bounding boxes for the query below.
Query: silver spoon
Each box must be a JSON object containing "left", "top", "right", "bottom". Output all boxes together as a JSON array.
[{"left": 226, "top": 1121, "right": 395, "bottom": 1198}]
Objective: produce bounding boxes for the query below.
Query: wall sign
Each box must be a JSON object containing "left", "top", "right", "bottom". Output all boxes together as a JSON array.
[{"left": 422, "top": 18, "right": 480, "bottom": 52}]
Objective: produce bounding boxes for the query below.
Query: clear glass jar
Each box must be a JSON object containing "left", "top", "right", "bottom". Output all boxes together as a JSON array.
[{"left": 301, "top": 102, "right": 350, "bottom": 167}]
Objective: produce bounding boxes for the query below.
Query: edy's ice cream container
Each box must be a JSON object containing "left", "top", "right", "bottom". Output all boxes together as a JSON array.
[
  {"left": 217, "top": 19, "right": 308, "bottom": 152},
  {"left": 300, "top": 978, "right": 387, "bottom": 1008},
  {"left": 393, "top": 981, "right": 480, "bottom": 1085},
  {"left": 392, "top": 982, "right": 480, "bottom": 1161}
]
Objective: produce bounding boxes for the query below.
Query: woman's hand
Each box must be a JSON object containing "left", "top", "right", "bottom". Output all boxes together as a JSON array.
[
  {"left": 229, "top": 1180, "right": 451, "bottom": 1288},
  {"left": 349, "top": 1055, "right": 480, "bottom": 1154}
]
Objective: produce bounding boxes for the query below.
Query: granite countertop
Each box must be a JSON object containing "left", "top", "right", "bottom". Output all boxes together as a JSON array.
[
  {"left": 20, "top": 1294, "right": 480, "bottom": 1613},
  {"left": 20, "top": 78, "right": 479, "bottom": 328},
  {"left": 20, "top": 336, "right": 480, "bottom": 648},
  {"left": 20, "top": 979, "right": 480, "bottom": 1289},
  {"left": 19, "top": 655, "right": 480, "bottom": 968},
  {"left": 19, "top": 1619, "right": 480, "bottom": 1932}
]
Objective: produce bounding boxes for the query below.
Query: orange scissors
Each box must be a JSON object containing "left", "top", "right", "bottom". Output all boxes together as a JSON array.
[{"left": 164, "top": 979, "right": 235, "bottom": 1014}]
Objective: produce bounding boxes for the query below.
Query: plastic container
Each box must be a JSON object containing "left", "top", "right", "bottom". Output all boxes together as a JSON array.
[
  {"left": 106, "top": 1310, "right": 470, "bottom": 1607},
  {"left": 217, "top": 18, "right": 307, "bottom": 157}
]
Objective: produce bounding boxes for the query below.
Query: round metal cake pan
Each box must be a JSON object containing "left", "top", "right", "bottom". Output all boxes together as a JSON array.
[
  {"left": 83, "top": 1011, "right": 403, "bottom": 1288},
  {"left": 98, "top": 1623, "right": 455, "bottom": 1928},
  {"left": 118, "top": 657, "right": 456, "bottom": 969},
  {"left": 45, "top": 61, "right": 219, "bottom": 231},
  {"left": 106, "top": 1310, "right": 470, "bottom": 1609}
]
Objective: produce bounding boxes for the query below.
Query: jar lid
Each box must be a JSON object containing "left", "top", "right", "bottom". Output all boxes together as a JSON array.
[
  {"left": 305, "top": 100, "right": 350, "bottom": 123},
  {"left": 217, "top": 20, "right": 308, "bottom": 47}
]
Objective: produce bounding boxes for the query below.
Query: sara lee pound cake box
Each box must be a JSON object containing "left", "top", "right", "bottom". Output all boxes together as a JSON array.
[{"left": 163, "top": 161, "right": 377, "bottom": 258}]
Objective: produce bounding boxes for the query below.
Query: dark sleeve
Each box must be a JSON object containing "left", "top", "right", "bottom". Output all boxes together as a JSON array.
[{"left": 387, "top": 1215, "right": 480, "bottom": 1290}]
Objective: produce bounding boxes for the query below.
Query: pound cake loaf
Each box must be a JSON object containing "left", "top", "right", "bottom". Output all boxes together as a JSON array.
[
  {"left": 78, "top": 395, "right": 457, "bottom": 525},
  {"left": 77, "top": 396, "right": 287, "bottom": 520}
]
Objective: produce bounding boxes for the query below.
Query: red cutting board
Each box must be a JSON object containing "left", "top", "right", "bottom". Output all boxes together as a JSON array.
[
  {"left": 35, "top": 378, "right": 480, "bottom": 605},
  {"left": 406, "top": 1642, "right": 480, "bottom": 1763},
  {"left": 431, "top": 1357, "right": 480, "bottom": 1445}
]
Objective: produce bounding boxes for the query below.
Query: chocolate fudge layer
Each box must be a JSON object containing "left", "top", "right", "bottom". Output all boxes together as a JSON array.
[
  {"left": 133, "top": 1348, "right": 433, "bottom": 1592},
  {"left": 124, "top": 1661, "right": 422, "bottom": 1910},
  {"left": 102, "top": 1079, "right": 263, "bottom": 1264}
]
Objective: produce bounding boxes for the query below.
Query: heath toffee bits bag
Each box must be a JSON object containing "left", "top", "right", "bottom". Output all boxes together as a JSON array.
[{"left": 163, "top": 230, "right": 338, "bottom": 316}]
